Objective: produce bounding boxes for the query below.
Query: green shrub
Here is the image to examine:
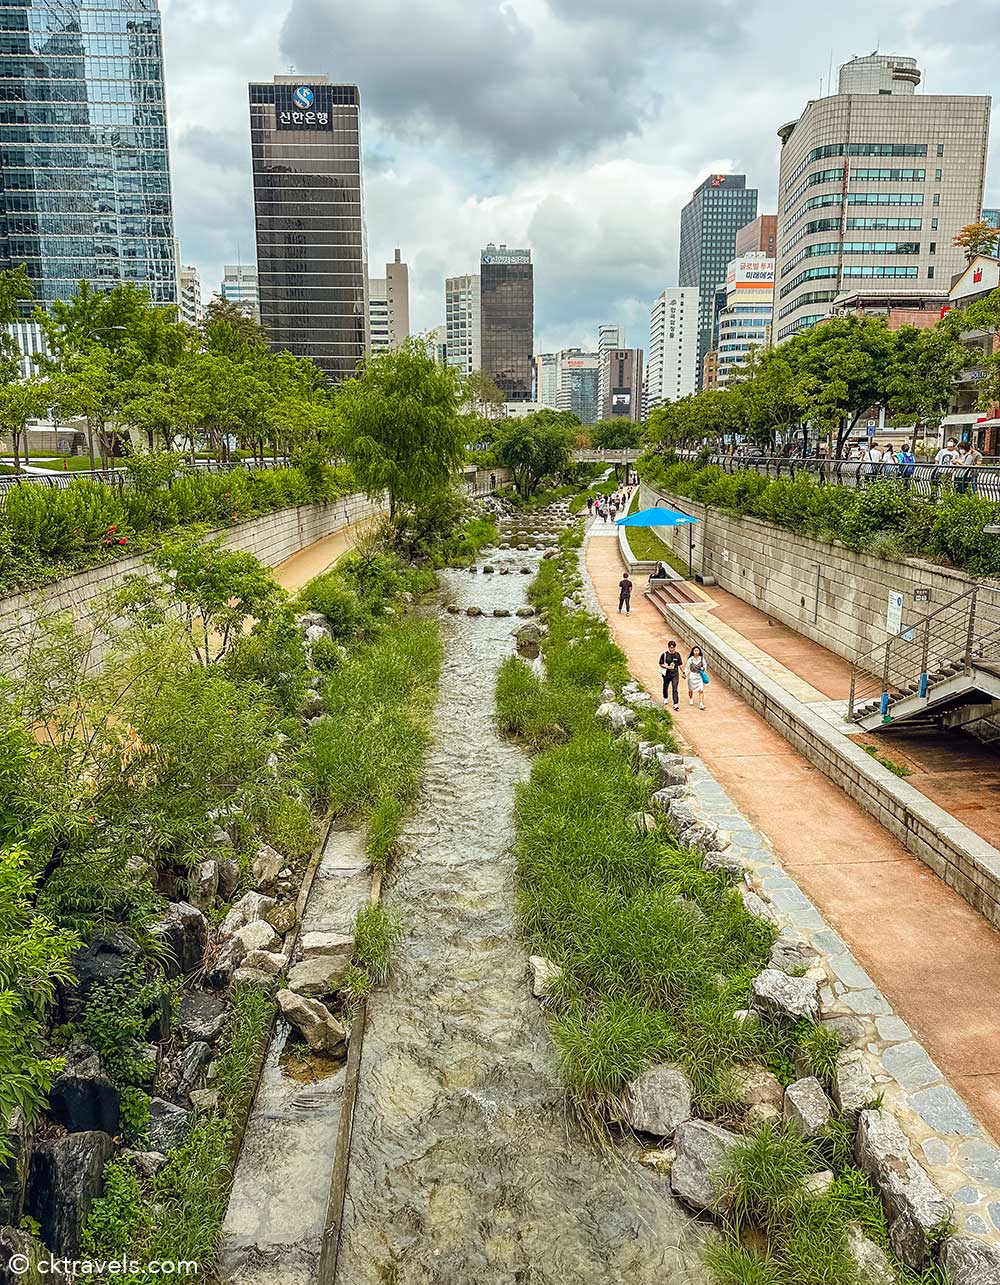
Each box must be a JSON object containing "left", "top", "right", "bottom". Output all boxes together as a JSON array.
[
  {"left": 265, "top": 795, "right": 319, "bottom": 861},
  {"left": 297, "top": 572, "right": 369, "bottom": 639}
]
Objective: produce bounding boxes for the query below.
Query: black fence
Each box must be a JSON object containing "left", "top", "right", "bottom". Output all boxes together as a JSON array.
[
  {"left": 0, "top": 458, "right": 284, "bottom": 512},
  {"left": 705, "top": 454, "right": 1000, "bottom": 503}
]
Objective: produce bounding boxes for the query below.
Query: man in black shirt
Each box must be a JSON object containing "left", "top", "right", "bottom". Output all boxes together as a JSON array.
[
  {"left": 659, "top": 640, "right": 682, "bottom": 711},
  {"left": 618, "top": 571, "right": 632, "bottom": 614}
]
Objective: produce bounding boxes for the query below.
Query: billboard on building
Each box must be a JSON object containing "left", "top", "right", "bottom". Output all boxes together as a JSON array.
[
  {"left": 726, "top": 257, "right": 775, "bottom": 294},
  {"left": 611, "top": 390, "right": 632, "bottom": 416}
]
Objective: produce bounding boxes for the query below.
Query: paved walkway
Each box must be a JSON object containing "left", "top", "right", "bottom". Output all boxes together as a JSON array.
[
  {"left": 272, "top": 518, "right": 377, "bottom": 593},
  {"left": 585, "top": 525, "right": 1000, "bottom": 1142}
]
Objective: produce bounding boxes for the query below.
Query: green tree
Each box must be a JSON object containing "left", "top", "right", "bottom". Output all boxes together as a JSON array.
[
  {"left": 462, "top": 368, "right": 505, "bottom": 419},
  {"left": 0, "top": 379, "right": 49, "bottom": 473},
  {"left": 200, "top": 294, "right": 269, "bottom": 355},
  {"left": 492, "top": 409, "right": 577, "bottom": 499},
  {"left": 0, "top": 843, "right": 80, "bottom": 1161},
  {"left": 334, "top": 339, "right": 465, "bottom": 519},
  {"left": 953, "top": 221, "right": 1000, "bottom": 263},
  {"left": 885, "top": 324, "right": 967, "bottom": 438},
  {"left": 590, "top": 418, "right": 643, "bottom": 451}
]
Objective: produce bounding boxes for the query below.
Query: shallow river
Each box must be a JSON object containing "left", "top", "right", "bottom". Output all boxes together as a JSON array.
[{"left": 335, "top": 509, "right": 709, "bottom": 1284}]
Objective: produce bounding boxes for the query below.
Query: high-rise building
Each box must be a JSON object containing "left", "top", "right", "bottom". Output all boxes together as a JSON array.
[
  {"left": 555, "top": 349, "right": 599, "bottom": 424},
  {"left": 703, "top": 350, "right": 719, "bottom": 390},
  {"left": 480, "top": 243, "right": 533, "bottom": 401},
  {"left": 599, "top": 347, "right": 644, "bottom": 421},
  {"left": 678, "top": 174, "right": 758, "bottom": 388},
  {"left": 0, "top": 0, "right": 177, "bottom": 338},
  {"left": 735, "top": 215, "right": 777, "bottom": 258},
  {"left": 178, "top": 263, "right": 202, "bottom": 328},
  {"left": 249, "top": 75, "right": 367, "bottom": 380},
  {"left": 368, "top": 249, "right": 409, "bottom": 352},
  {"left": 534, "top": 352, "right": 559, "bottom": 407},
  {"left": 221, "top": 264, "right": 259, "bottom": 319},
  {"left": 774, "top": 54, "right": 990, "bottom": 342},
  {"left": 647, "top": 287, "right": 698, "bottom": 407},
  {"left": 716, "top": 257, "right": 775, "bottom": 386},
  {"left": 423, "top": 324, "right": 447, "bottom": 365},
  {"left": 982, "top": 208, "right": 1000, "bottom": 230},
  {"left": 445, "top": 273, "right": 480, "bottom": 376},
  {"left": 597, "top": 323, "right": 624, "bottom": 413}
]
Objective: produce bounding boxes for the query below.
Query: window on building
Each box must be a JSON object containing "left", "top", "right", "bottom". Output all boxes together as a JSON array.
[
  {"left": 928, "top": 267, "right": 935, "bottom": 279},
  {"left": 936, "top": 143, "right": 944, "bottom": 157},
  {"left": 934, "top": 168, "right": 942, "bottom": 181},
  {"left": 933, "top": 194, "right": 940, "bottom": 206},
  {"left": 931, "top": 217, "right": 939, "bottom": 230},
  {"left": 929, "top": 241, "right": 936, "bottom": 254}
]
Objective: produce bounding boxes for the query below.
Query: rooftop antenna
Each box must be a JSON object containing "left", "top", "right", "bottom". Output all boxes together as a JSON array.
[{"left": 828, "top": 48, "right": 834, "bottom": 95}]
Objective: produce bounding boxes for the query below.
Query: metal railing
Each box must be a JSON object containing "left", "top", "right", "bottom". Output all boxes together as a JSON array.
[
  {"left": 0, "top": 457, "right": 285, "bottom": 511},
  {"left": 847, "top": 586, "right": 1000, "bottom": 721},
  {"left": 705, "top": 454, "right": 1000, "bottom": 503}
]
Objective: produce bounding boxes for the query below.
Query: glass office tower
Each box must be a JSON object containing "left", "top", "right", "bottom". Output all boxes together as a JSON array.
[
  {"left": 0, "top": 0, "right": 177, "bottom": 316},
  {"left": 479, "top": 243, "right": 533, "bottom": 401},
  {"left": 249, "top": 75, "right": 367, "bottom": 381}
]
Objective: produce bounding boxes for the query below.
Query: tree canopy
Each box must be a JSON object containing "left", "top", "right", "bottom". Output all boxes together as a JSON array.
[{"left": 492, "top": 409, "right": 577, "bottom": 498}]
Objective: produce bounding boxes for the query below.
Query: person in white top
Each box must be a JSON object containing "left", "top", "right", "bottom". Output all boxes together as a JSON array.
[
  {"left": 935, "top": 439, "right": 960, "bottom": 466},
  {"left": 956, "top": 441, "right": 983, "bottom": 494}
]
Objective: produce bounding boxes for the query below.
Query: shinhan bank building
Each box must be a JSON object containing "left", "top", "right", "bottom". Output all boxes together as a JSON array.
[{"left": 249, "top": 75, "right": 368, "bottom": 381}]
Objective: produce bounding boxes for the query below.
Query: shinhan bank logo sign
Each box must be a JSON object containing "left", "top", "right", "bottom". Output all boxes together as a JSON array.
[{"left": 292, "top": 85, "right": 314, "bottom": 109}]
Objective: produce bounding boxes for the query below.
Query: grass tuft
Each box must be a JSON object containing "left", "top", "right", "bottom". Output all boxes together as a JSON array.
[{"left": 353, "top": 902, "right": 403, "bottom": 985}]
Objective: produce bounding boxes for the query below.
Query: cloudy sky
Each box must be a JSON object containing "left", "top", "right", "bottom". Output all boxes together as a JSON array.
[{"left": 161, "top": 0, "right": 999, "bottom": 354}]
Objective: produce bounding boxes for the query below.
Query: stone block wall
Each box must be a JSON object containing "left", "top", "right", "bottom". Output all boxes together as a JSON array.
[
  {"left": 640, "top": 481, "right": 1000, "bottom": 686},
  {"left": 0, "top": 493, "right": 381, "bottom": 675}
]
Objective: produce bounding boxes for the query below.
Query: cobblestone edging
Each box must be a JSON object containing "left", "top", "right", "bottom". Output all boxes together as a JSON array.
[{"left": 660, "top": 749, "right": 1000, "bottom": 1249}]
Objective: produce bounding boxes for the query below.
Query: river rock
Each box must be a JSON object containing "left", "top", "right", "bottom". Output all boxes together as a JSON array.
[
  {"left": 300, "top": 931, "right": 354, "bottom": 959},
  {"left": 276, "top": 989, "right": 348, "bottom": 1056},
  {"left": 596, "top": 701, "right": 636, "bottom": 735},
  {"left": 751, "top": 969, "right": 818, "bottom": 1023},
  {"left": 251, "top": 843, "right": 285, "bottom": 891},
  {"left": 48, "top": 1042, "right": 120, "bottom": 1136},
  {"left": 701, "top": 851, "right": 746, "bottom": 881},
  {"left": 446, "top": 603, "right": 461, "bottom": 614},
  {"left": 234, "top": 919, "right": 280, "bottom": 954},
  {"left": 804, "top": 1170, "right": 834, "bottom": 1198},
  {"left": 769, "top": 937, "right": 819, "bottom": 975},
  {"left": 233, "top": 965, "right": 279, "bottom": 986},
  {"left": 187, "top": 858, "right": 219, "bottom": 912},
  {"left": 25, "top": 1131, "right": 116, "bottom": 1256},
  {"left": 846, "top": 1226, "right": 894, "bottom": 1285},
  {"left": 624, "top": 1065, "right": 693, "bottom": 1138},
  {"left": 670, "top": 1120, "right": 742, "bottom": 1213},
  {"left": 204, "top": 935, "right": 246, "bottom": 989},
  {"left": 147, "top": 1098, "right": 191, "bottom": 1152},
  {"left": 629, "top": 811, "right": 658, "bottom": 835},
  {"left": 738, "top": 887, "right": 778, "bottom": 926},
  {"left": 466, "top": 606, "right": 483, "bottom": 617},
  {"left": 527, "top": 955, "right": 562, "bottom": 998},
  {"left": 188, "top": 1089, "right": 220, "bottom": 1114},
  {"left": 514, "top": 622, "right": 543, "bottom": 647},
  {"left": 244, "top": 949, "right": 286, "bottom": 976},
  {"left": 217, "top": 857, "right": 240, "bottom": 901},
  {"left": 288, "top": 955, "right": 352, "bottom": 998},
  {"left": 62, "top": 928, "right": 140, "bottom": 1016},
  {"left": 655, "top": 751, "right": 688, "bottom": 788},
  {"left": 266, "top": 902, "right": 298, "bottom": 935},
  {"left": 855, "top": 1108, "right": 951, "bottom": 1268},
  {"left": 0, "top": 1226, "right": 45, "bottom": 1285},
  {"left": 176, "top": 990, "right": 227, "bottom": 1045},
  {"left": 783, "top": 1076, "right": 832, "bottom": 1137},
  {"left": 739, "top": 1068, "right": 785, "bottom": 1114},
  {"left": 0, "top": 1111, "right": 28, "bottom": 1226},
  {"left": 150, "top": 902, "right": 208, "bottom": 979},
  {"left": 122, "top": 1149, "right": 168, "bottom": 1179},
  {"left": 940, "top": 1236, "right": 1000, "bottom": 1284},
  {"left": 820, "top": 1015, "right": 866, "bottom": 1048},
  {"left": 833, "top": 1049, "right": 874, "bottom": 1124},
  {"left": 219, "top": 891, "right": 277, "bottom": 940},
  {"left": 175, "top": 1041, "right": 212, "bottom": 1101},
  {"left": 515, "top": 606, "right": 535, "bottom": 617}
]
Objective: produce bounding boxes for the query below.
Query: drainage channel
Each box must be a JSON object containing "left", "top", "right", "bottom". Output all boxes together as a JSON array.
[{"left": 332, "top": 505, "right": 710, "bottom": 1285}]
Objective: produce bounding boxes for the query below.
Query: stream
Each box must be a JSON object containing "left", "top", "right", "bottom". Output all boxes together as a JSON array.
[{"left": 335, "top": 504, "right": 709, "bottom": 1284}]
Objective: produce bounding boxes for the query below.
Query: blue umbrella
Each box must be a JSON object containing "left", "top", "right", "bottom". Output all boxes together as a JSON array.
[{"left": 615, "top": 506, "right": 698, "bottom": 527}]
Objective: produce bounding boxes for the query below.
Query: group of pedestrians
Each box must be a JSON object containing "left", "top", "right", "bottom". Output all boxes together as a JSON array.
[
  {"left": 848, "top": 438, "right": 984, "bottom": 491},
  {"left": 587, "top": 486, "right": 632, "bottom": 524}
]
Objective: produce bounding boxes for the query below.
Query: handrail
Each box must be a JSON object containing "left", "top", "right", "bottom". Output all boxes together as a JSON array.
[
  {"left": 850, "top": 586, "right": 978, "bottom": 673},
  {"left": 700, "top": 454, "right": 1000, "bottom": 502}
]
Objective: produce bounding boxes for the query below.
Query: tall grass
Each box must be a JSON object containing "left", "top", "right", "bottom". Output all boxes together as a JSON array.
[{"left": 353, "top": 902, "right": 404, "bottom": 985}]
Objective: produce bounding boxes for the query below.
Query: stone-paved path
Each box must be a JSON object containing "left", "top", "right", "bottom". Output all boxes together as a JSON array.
[{"left": 586, "top": 529, "right": 1000, "bottom": 1146}]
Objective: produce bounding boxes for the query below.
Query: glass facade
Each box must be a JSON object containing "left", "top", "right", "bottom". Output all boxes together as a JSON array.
[
  {"left": 677, "top": 175, "right": 758, "bottom": 390},
  {"left": 0, "top": 0, "right": 176, "bottom": 311},
  {"left": 479, "top": 245, "right": 533, "bottom": 401},
  {"left": 249, "top": 77, "right": 366, "bottom": 381}
]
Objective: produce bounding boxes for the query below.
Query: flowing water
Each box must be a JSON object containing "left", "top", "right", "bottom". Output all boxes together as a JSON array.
[{"left": 335, "top": 506, "right": 710, "bottom": 1285}]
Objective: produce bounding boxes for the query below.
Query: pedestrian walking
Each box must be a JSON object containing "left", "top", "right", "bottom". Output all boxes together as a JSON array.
[
  {"left": 601, "top": 503, "right": 608, "bottom": 524},
  {"left": 587, "top": 495, "right": 594, "bottom": 515},
  {"left": 935, "top": 439, "right": 960, "bottom": 466},
  {"left": 659, "top": 639, "right": 683, "bottom": 711},
  {"left": 618, "top": 570, "right": 633, "bottom": 614},
  {"left": 610, "top": 499, "right": 619, "bottom": 521},
  {"left": 686, "top": 647, "right": 708, "bottom": 710},
  {"left": 956, "top": 440, "right": 983, "bottom": 494}
]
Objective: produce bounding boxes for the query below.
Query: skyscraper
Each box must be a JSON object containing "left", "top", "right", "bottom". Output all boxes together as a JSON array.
[
  {"left": 555, "top": 349, "right": 598, "bottom": 424},
  {"left": 249, "top": 75, "right": 367, "bottom": 380},
  {"left": 735, "top": 215, "right": 777, "bottom": 258},
  {"left": 368, "top": 249, "right": 409, "bottom": 351},
  {"left": 600, "top": 347, "right": 644, "bottom": 421},
  {"left": 774, "top": 54, "right": 990, "bottom": 341},
  {"left": 178, "top": 263, "right": 202, "bottom": 327},
  {"left": 480, "top": 243, "right": 533, "bottom": 401},
  {"left": 647, "top": 287, "right": 698, "bottom": 408},
  {"left": 678, "top": 174, "right": 758, "bottom": 388},
  {"left": 597, "top": 323, "right": 624, "bottom": 413},
  {"left": 0, "top": 0, "right": 177, "bottom": 330},
  {"left": 445, "top": 273, "right": 480, "bottom": 377},
  {"left": 221, "top": 264, "right": 259, "bottom": 319},
  {"left": 534, "top": 352, "right": 559, "bottom": 407},
  {"left": 716, "top": 256, "right": 774, "bottom": 386}
]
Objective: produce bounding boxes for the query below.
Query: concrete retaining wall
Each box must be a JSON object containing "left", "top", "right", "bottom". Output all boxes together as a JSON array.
[
  {"left": 0, "top": 492, "right": 381, "bottom": 672},
  {"left": 660, "top": 599, "right": 1000, "bottom": 929},
  {"left": 639, "top": 481, "right": 1000, "bottom": 679}
]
